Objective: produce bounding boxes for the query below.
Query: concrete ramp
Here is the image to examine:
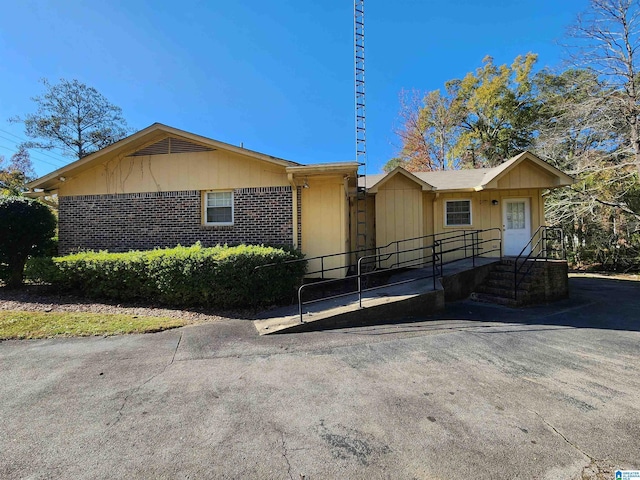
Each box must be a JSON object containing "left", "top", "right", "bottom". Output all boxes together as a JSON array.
[{"left": 254, "top": 257, "right": 498, "bottom": 335}]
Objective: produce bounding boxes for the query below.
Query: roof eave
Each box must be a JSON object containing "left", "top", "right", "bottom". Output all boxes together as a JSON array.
[
  {"left": 367, "top": 166, "right": 435, "bottom": 193},
  {"left": 27, "top": 123, "right": 301, "bottom": 190},
  {"left": 483, "top": 151, "right": 575, "bottom": 189},
  {"left": 286, "top": 163, "right": 359, "bottom": 176}
]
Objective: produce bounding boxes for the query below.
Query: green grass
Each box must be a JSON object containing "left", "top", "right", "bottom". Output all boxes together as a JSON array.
[{"left": 0, "top": 310, "right": 185, "bottom": 340}]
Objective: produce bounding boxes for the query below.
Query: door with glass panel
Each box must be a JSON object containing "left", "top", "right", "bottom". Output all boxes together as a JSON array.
[{"left": 503, "top": 198, "right": 531, "bottom": 256}]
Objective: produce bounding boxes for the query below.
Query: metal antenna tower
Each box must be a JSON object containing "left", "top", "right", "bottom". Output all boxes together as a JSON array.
[{"left": 354, "top": 0, "right": 367, "bottom": 255}]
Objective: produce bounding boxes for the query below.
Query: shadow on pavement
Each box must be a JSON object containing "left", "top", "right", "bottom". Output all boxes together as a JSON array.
[{"left": 302, "top": 275, "right": 640, "bottom": 335}]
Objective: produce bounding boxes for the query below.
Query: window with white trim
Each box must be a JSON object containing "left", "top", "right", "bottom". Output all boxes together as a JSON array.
[
  {"left": 205, "top": 191, "right": 233, "bottom": 225},
  {"left": 445, "top": 200, "right": 472, "bottom": 226}
]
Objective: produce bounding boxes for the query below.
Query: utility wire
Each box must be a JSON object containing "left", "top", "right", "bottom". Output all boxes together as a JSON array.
[
  {"left": 0, "top": 135, "right": 67, "bottom": 167},
  {"left": 0, "top": 144, "right": 63, "bottom": 169},
  {"left": 0, "top": 128, "right": 70, "bottom": 163}
]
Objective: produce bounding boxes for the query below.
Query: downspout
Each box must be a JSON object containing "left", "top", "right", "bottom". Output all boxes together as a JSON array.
[
  {"left": 432, "top": 191, "right": 439, "bottom": 237},
  {"left": 343, "top": 175, "right": 351, "bottom": 251},
  {"left": 288, "top": 173, "right": 299, "bottom": 249}
]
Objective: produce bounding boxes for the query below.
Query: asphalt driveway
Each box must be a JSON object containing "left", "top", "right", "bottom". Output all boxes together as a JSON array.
[{"left": 1, "top": 274, "right": 639, "bottom": 479}]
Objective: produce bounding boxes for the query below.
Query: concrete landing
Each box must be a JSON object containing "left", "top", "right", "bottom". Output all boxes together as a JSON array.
[{"left": 254, "top": 257, "right": 499, "bottom": 335}]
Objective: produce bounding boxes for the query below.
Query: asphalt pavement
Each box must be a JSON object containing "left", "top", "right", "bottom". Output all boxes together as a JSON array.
[{"left": 0, "top": 274, "right": 639, "bottom": 479}]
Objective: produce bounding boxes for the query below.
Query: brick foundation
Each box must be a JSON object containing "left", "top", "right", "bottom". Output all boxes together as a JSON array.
[{"left": 58, "top": 187, "right": 294, "bottom": 254}]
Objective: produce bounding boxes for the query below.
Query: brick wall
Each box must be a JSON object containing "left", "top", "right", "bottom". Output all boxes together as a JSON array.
[
  {"left": 520, "top": 260, "right": 569, "bottom": 305},
  {"left": 58, "top": 187, "right": 294, "bottom": 254}
]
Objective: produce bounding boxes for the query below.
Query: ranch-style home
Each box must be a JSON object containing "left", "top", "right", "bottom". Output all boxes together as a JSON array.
[{"left": 26, "top": 123, "right": 573, "bottom": 276}]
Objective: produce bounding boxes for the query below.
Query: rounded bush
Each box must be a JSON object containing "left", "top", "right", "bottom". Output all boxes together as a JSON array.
[{"left": 0, "top": 196, "right": 56, "bottom": 287}]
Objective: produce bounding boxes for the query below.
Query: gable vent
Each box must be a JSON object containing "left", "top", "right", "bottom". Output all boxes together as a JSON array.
[{"left": 129, "top": 137, "right": 214, "bottom": 156}]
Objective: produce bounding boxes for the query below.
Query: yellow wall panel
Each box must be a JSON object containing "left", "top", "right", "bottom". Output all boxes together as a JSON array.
[
  {"left": 58, "top": 150, "right": 290, "bottom": 196},
  {"left": 301, "top": 176, "right": 349, "bottom": 278},
  {"left": 497, "top": 162, "right": 556, "bottom": 189},
  {"left": 375, "top": 180, "right": 424, "bottom": 268}
]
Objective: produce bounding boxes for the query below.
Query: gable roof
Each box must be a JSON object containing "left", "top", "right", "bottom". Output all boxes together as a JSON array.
[
  {"left": 363, "top": 151, "right": 573, "bottom": 192},
  {"left": 27, "top": 123, "right": 301, "bottom": 191},
  {"left": 367, "top": 166, "right": 435, "bottom": 192}
]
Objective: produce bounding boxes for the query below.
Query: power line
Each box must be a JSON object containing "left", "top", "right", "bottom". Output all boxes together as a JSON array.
[
  {"left": 0, "top": 144, "right": 64, "bottom": 169},
  {"left": 0, "top": 135, "right": 67, "bottom": 167},
  {"left": 0, "top": 129, "right": 70, "bottom": 163}
]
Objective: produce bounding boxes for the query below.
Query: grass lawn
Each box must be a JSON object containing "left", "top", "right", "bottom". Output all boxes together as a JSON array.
[{"left": 0, "top": 310, "right": 185, "bottom": 340}]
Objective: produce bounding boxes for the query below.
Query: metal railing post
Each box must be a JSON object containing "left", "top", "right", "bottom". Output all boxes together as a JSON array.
[
  {"left": 357, "top": 257, "right": 363, "bottom": 308},
  {"left": 472, "top": 231, "right": 476, "bottom": 267},
  {"left": 463, "top": 231, "right": 467, "bottom": 259},
  {"left": 514, "top": 259, "right": 518, "bottom": 301},
  {"left": 432, "top": 243, "right": 437, "bottom": 290},
  {"left": 321, "top": 257, "right": 325, "bottom": 280},
  {"left": 298, "top": 285, "right": 304, "bottom": 323}
]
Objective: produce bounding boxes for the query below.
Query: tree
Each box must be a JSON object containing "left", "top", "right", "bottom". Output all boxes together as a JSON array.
[
  {"left": 0, "top": 146, "right": 35, "bottom": 196},
  {"left": 11, "top": 78, "right": 130, "bottom": 160},
  {"left": 382, "top": 157, "right": 407, "bottom": 172},
  {"left": 394, "top": 89, "right": 461, "bottom": 171},
  {"left": 534, "top": 68, "right": 640, "bottom": 269},
  {"left": 534, "top": 68, "right": 620, "bottom": 171},
  {"left": 0, "top": 196, "right": 56, "bottom": 288},
  {"left": 448, "top": 53, "right": 540, "bottom": 167},
  {"left": 392, "top": 54, "right": 540, "bottom": 171},
  {"left": 567, "top": 0, "right": 640, "bottom": 176}
]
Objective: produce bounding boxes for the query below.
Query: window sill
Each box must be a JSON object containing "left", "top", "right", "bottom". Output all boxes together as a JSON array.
[{"left": 201, "top": 224, "right": 234, "bottom": 231}]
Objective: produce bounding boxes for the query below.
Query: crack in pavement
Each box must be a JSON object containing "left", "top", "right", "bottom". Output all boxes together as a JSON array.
[
  {"left": 108, "top": 332, "right": 183, "bottom": 428},
  {"left": 528, "top": 409, "right": 613, "bottom": 477},
  {"left": 279, "top": 430, "right": 294, "bottom": 480},
  {"left": 530, "top": 409, "right": 594, "bottom": 461}
]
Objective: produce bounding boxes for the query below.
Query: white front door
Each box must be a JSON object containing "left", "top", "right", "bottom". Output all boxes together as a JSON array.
[{"left": 503, "top": 198, "right": 531, "bottom": 256}]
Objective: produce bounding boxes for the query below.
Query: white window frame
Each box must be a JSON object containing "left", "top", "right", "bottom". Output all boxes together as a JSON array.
[
  {"left": 444, "top": 199, "right": 472, "bottom": 227},
  {"left": 203, "top": 191, "right": 234, "bottom": 226}
]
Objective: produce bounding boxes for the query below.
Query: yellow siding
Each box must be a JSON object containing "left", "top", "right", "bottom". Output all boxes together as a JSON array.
[
  {"left": 375, "top": 175, "right": 424, "bottom": 268},
  {"left": 58, "top": 150, "right": 289, "bottom": 196},
  {"left": 430, "top": 189, "right": 545, "bottom": 259},
  {"left": 301, "top": 176, "right": 349, "bottom": 278},
  {"left": 496, "top": 162, "right": 556, "bottom": 189}
]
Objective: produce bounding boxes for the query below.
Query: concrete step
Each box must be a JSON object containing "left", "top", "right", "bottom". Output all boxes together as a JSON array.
[
  {"left": 484, "top": 278, "right": 516, "bottom": 289},
  {"left": 470, "top": 292, "right": 520, "bottom": 307},
  {"left": 474, "top": 285, "right": 519, "bottom": 297},
  {"left": 492, "top": 263, "right": 544, "bottom": 274},
  {"left": 483, "top": 276, "right": 538, "bottom": 288}
]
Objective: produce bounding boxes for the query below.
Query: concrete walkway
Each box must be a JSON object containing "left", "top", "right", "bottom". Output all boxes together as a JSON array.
[{"left": 254, "top": 257, "right": 498, "bottom": 334}]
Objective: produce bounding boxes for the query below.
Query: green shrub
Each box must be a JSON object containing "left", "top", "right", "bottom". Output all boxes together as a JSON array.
[
  {"left": 29, "top": 244, "right": 306, "bottom": 308},
  {"left": 24, "top": 256, "right": 63, "bottom": 284},
  {"left": 0, "top": 196, "right": 57, "bottom": 287}
]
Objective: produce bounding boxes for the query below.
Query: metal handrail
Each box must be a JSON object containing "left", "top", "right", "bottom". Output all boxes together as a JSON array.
[
  {"left": 513, "top": 226, "right": 565, "bottom": 300},
  {"left": 296, "top": 228, "right": 503, "bottom": 323},
  {"left": 257, "top": 228, "right": 502, "bottom": 279},
  {"left": 255, "top": 247, "right": 366, "bottom": 279}
]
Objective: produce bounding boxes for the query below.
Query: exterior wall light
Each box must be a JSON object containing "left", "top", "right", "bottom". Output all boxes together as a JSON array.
[{"left": 491, "top": 199, "right": 499, "bottom": 205}]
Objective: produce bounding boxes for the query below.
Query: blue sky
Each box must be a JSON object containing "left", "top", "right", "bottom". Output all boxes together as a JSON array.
[{"left": 0, "top": 0, "right": 588, "bottom": 177}]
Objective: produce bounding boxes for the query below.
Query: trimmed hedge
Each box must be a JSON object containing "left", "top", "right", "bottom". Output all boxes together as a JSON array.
[{"left": 26, "top": 244, "right": 306, "bottom": 308}]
